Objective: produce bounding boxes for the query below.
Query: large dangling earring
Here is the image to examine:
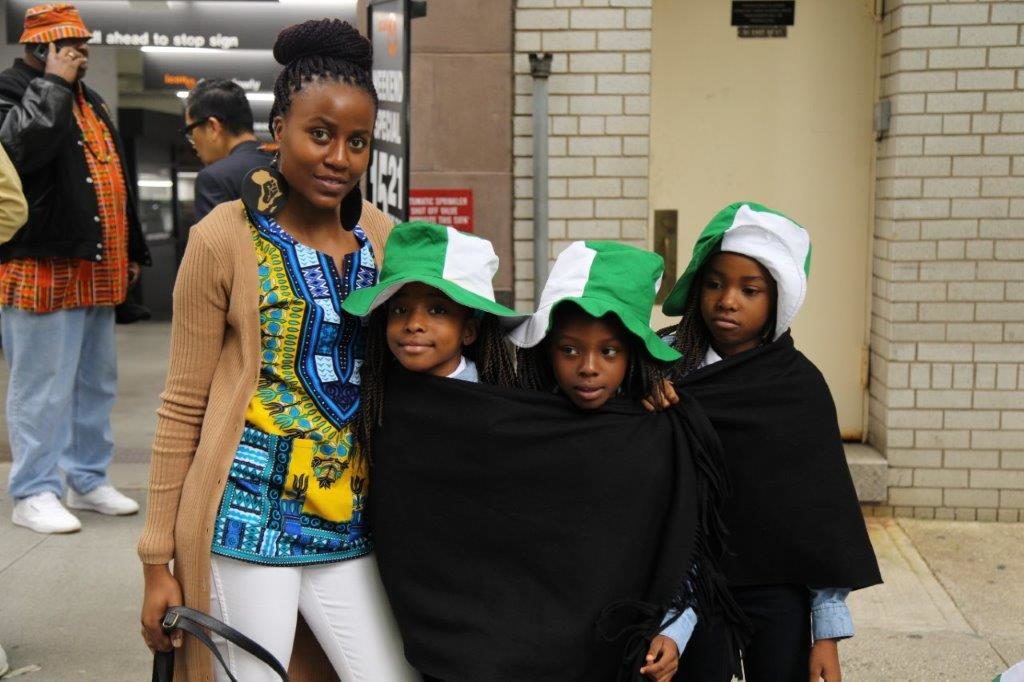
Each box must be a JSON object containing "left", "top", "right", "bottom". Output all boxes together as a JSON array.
[
  {"left": 339, "top": 184, "right": 364, "bottom": 232},
  {"left": 241, "top": 153, "right": 289, "bottom": 216}
]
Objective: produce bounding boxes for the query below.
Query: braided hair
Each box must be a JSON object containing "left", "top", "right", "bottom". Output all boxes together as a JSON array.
[
  {"left": 517, "top": 302, "right": 670, "bottom": 406},
  {"left": 355, "top": 305, "right": 518, "bottom": 463},
  {"left": 464, "top": 314, "right": 519, "bottom": 388},
  {"left": 270, "top": 19, "right": 378, "bottom": 130},
  {"left": 661, "top": 283, "right": 710, "bottom": 381}
]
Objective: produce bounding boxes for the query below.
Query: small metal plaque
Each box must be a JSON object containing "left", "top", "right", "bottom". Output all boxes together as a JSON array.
[{"left": 738, "top": 26, "right": 787, "bottom": 38}]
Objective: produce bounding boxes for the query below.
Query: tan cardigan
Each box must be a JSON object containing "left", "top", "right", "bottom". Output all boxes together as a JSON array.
[
  {"left": 0, "top": 144, "right": 28, "bottom": 243},
  {"left": 138, "top": 199, "right": 392, "bottom": 681}
]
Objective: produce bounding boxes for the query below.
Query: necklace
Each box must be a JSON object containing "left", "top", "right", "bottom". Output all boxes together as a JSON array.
[{"left": 72, "top": 98, "right": 113, "bottom": 164}]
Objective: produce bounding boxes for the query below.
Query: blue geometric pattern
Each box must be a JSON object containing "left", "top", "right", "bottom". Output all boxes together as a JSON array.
[
  {"left": 356, "top": 242, "right": 377, "bottom": 289},
  {"left": 302, "top": 267, "right": 330, "bottom": 299},
  {"left": 315, "top": 323, "right": 340, "bottom": 356},
  {"left": 210, "top": 210, "right": 379, "bottom": 566},
  {"left": 295, "top": 243, "right": 319, "bottom": 269},
  {"left": 245, "top": 211, "right": 378, "bottom": 426},
  {"left": 315, "top": 355, "right": 339, "bottom": 382},
  {"left": 212, "top": 426, "right": 373, "bottom": 565},
  {"left": 315, "top": 298, "right": 341, "bottom": 324}
]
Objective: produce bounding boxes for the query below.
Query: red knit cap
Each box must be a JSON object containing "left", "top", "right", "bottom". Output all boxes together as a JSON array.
[{"left": 19, "top": 3, "right": 91, "bottom": 44}]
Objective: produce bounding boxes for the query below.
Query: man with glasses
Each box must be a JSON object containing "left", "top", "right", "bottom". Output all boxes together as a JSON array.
[
  {"left": 0, "top": 3, "right": 150, "bottom": 533},
  {"left": 183, "top": 79, "right": 272, "bottom": 222}
]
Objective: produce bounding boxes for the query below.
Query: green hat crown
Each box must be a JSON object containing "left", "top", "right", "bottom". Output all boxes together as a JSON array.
[
  {"left": 508, "top": 240, "right": 681, "bottom": 363},
  {"left": 661, "top": 202, "right": 812, "bottom": 340},
  {"left": 341, "top": 221, "right": 523, "bottom": 321}
]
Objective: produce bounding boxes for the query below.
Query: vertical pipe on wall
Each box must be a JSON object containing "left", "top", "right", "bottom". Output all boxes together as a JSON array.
[{"left": 529, "top": 52, "right": 553, "bottom": 305}]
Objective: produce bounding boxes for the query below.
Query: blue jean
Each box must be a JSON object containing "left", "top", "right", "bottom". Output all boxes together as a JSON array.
[{"left": 2, "top": 306, "right": 117, "bottom": 499}]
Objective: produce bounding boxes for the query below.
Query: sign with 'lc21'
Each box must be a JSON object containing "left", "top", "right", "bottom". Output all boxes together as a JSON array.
[{"left": 368, "top": 0, "right": 410, "bottom": 223}]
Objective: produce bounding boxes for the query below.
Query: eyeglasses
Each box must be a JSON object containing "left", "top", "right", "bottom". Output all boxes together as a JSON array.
[{"left": 180, "top": 117, "right": 211, "bottom": 145}]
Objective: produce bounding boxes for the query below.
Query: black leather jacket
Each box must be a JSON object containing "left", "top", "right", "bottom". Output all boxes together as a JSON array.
[{"left": 0, "top": 59, "right": 150, "bottom": 265}]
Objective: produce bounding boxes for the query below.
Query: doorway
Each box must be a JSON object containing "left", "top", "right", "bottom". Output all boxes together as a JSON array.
[{"left": 650, "top": 0, "right": 880, "bottom": 438}]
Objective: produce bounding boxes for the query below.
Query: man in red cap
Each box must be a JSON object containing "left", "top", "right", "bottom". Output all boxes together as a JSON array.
[{"left": 0, "top": 3, "right": 151, "bottom": 533}]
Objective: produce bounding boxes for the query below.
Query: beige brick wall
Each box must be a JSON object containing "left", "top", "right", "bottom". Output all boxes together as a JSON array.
[
  {"left": 513, "top": 0, "right": 652, "bottom": 309},
  {"left": 870, "top": 0, "right": 1024, "bottom": 522}
]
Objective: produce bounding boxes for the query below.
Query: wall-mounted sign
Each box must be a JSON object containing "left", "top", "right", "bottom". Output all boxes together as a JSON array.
[
  {"left": 409, "top": 189, "right": 473, "bottom": 232},
  {"left": 142, "top": 49, "right": 280, "bottom": 92},
  {"left": 731, "top": 1, "right": 795, "bottom": 25},
  {"left": 5, "top": 0, "right": 357, "bottom": 50},
  {"left": 738, "top": 26, "right": 787, "bottom": 37},
  {"left": 732, "top": 1, "right": 793, "bottom": 38},
  {"left": 367, "top": 0, "right": 410, "bottom": 223}
]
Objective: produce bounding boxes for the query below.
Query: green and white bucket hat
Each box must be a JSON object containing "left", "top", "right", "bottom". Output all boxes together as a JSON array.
[
  {"left": 661, "top": 201, "right": 812, "bottom": 340},
  {"left": 507, "top": 241, "right": 681, "bottom": 363},
  {"left": 342, "top": 221, "right": 525, "bottom": 324}
]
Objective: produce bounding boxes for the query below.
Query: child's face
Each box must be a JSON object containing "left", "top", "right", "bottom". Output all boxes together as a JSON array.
[
  {"left": 548, "top": 307, "right": 630, "bottom": 410},
  {"left": 699, "top": 252, "right": 775, "bottom": 357},
  {"left": 385, "top": 282, "right": 479, "bottom": 377}
]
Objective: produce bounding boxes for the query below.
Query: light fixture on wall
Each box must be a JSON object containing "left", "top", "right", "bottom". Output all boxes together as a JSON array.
[
  {"left": 175, "top": 90, "right": 274, "bottom": 102},
  {"left": 873, "top": 99, "right": 891, "bottom": 142}
]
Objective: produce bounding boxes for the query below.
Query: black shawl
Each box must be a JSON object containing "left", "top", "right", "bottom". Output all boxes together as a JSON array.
[
  {"left": 676, "top": 332, "right": 882, "bottom": 590},
  {"left": 370, "top": 368, "right": 733, "bottom": 682}
]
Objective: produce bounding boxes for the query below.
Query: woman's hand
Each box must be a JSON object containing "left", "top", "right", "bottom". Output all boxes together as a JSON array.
[
  {"left": 641, "top": 379, "right": 680, "bottom": 413},
  {"left": 809, "top": 638, "right": 841, "bottom": 681},
  {"left": 639, "top": 634, "right": 679, "bottom": 681},
  {"left": 127, "top": 261, "right": 142, "bottom": 287},
  {"left": 141, "top": 563, "right": 184, "bottom": 652}
]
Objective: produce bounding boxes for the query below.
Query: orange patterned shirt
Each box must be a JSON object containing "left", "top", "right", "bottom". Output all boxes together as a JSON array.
[{"left": 0, "top": 86, "right": 130, "bottom": 313}]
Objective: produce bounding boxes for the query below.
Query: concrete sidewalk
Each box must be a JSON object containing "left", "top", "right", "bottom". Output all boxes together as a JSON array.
[{"left": 1, "top": 323, "right": 1022, "bottom": 680}]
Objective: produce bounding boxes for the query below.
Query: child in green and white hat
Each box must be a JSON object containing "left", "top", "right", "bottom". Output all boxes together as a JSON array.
[
  {"left": 341, "top": 221, "right": 524, "bottom": 458},
  {"left": 509, "top": 240, "right": 701, "bottom": 676},
  {"left": 510, "top": 240, "right": 681, "bottom": 410},
  {"left": 660, "top": 202, "right": 880, "bottom": 681},
  {"left": 661, "top": 200, "right": 812, "bottom": 372}
]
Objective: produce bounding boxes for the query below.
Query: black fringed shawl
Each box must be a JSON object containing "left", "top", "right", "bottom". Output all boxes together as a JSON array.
[
  {"left": 370, "top": 368, "right": 736, "bottom": 682},
  {"left": 676, "top": 332, "right": 882, "bottom": 590}
]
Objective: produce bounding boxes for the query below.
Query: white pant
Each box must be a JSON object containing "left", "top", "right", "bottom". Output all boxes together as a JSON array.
[{"left": 209, "top": 553, "right": 418, "bottom": 682}]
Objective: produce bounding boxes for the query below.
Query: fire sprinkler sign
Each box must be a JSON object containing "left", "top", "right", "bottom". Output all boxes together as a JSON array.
[{"left": 408, "top": 189, "right": 474, "bottom": 232}]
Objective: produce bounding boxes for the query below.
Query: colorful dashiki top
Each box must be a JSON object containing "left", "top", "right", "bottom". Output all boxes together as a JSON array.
[{"left": 212, "top": 209, "right": 378, "bottom": 565}]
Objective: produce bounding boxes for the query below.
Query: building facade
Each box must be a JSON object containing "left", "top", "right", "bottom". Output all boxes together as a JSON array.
[
  {"left": 509, "top": 0, "right": 1024, "bottom": 520},
  {"left": 2, "top": 0, "right": 1019, "bottom": 519},
  {"left": 870, "top": 1, "right": 1024, "bottom": 521}
]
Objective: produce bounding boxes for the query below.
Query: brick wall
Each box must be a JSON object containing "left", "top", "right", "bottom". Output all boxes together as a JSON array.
[
  {"left": 870, "top": 1, "right": 1024, "bottom": 521},
  {"left": 408, "top": 0, "right": 515, "bottom": 297},
  {"left": 513, "top": 0, "right": 652, "bottom": 309}
]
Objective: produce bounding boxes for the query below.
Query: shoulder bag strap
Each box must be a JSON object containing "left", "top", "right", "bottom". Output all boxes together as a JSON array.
[{"left": 155, "top": 605, "right": 290, "bottom": 681}]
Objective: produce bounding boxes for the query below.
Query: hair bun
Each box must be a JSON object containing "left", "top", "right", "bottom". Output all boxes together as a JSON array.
[{"left": 273, "top": 19, "right": 373, "bottom": 71}]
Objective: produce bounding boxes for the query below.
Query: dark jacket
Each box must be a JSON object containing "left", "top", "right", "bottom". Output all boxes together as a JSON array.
[
  {"left": 0, "top": 59, "right": 150, "bottom": 265},
  {"left": 194, "top": 139, "right": 273, "bottom": 222}
]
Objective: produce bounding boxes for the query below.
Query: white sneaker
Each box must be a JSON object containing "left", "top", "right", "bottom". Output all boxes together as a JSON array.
[
  {"left": 67, "top": 484, "right": 140, "bottom": 516},
  {"left": 0, "top": 642, "right": 9, "bottom": 677},
  {"left": 12, "top": 492, "right": 82, "bottom": 534}
]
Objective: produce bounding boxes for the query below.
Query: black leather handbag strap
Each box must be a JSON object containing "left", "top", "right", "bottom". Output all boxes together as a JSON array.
[{"left": 151, "top": 605, "right": 290, "bottom": 682}]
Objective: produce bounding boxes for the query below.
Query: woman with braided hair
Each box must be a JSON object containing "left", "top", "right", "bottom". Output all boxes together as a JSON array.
[{"left": 138, "top": 18, "right": 418, "bottom": 681}]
